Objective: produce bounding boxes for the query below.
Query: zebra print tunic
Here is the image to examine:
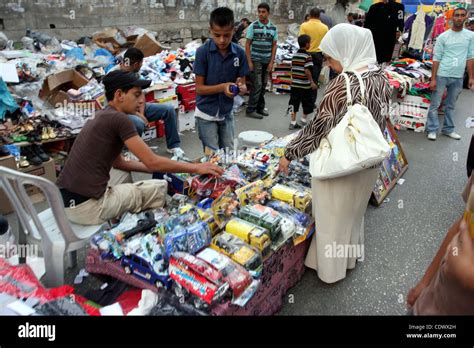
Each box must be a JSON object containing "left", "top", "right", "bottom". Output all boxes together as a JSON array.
[{"left": 284, "top": 68, "right": 392, "bottom": 161}]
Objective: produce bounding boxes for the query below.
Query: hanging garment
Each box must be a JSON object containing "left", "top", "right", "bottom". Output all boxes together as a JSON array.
[
  {"left": 405, "top": 12, "right": 434, "bottom": 42},
  {"left": 365, "top": 1, "right": 405, "bottom": 63},
  {"left": 409, "top": 11, "right": 427, "bottom": 50},
  {"left": 432, "top": 15, "right": 446, "bottom": 38}
]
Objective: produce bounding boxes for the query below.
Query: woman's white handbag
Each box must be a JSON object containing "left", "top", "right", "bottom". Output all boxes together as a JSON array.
[{"left": 309, "top": 71, "right": 390, "bottom": 180}]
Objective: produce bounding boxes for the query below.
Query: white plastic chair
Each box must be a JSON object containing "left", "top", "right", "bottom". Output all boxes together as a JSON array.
[{"left": 0, "top": 166, "right": 104, "bottom": 287}]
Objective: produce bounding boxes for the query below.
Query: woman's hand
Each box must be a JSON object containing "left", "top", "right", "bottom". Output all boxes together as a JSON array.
[{"left": 278, "top": 156, "right": 291, "bottom": 175}]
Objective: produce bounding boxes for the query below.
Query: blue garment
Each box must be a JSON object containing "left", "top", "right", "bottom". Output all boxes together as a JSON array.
[
  {"left": 433, "top": 29, "right": 474, "bottom": 79},
  {"left": 426, "top": 76, "right": 464, "bottom": 134},
  {"left": 0, "top": 79, "right": 18, "bottom": 120},
  {"left": 246, "top": 20, "right": 278, "bottom": 63},
  {"left": 128, "top": 103, "right": 181, "bottom": 149},
  {"left": 193, "top": 40, "right": 249, "bottom": 120}
]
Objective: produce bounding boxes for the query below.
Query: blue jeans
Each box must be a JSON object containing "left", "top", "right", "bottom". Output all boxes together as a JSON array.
[
  {"left": 128, "top": 103, "right": 180, "bottom": 149},
  {"left": 196, "top": 115, "right": 235, "bottom": 152},
  {"left": 426, "top": 76, "right": 463, "bottom": 134}
]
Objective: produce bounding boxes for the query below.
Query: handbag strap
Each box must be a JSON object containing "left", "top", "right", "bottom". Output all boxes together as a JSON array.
[{"left": 341, "top": 71, "right": 366, "bottom": 106}]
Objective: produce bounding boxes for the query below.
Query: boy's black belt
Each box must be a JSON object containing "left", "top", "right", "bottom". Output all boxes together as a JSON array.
[{"left": 60, "top": 188, "right": 90, "bottom": 208}]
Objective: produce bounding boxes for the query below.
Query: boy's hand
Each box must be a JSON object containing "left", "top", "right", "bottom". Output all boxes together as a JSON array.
[
  {"left": 223, "top": 83, "right": 238, "bottom": 98},
  {"left": 135, "top": 112, "right": 149, "bottom": 127},
  {"left": 311, "top": 82, "right": 318, "bottom": 90},
  {"left": 237, "top": 81, "right": 248, "bottom": 95},
  {"left": 267, "top": 62, "right": 273, "bottom": 73},
  {"left": 195, "top": 162, "right": 225, "bottom": 177},
  {"left": 249, "top": 61, "right": 254, "bottom": 72}
]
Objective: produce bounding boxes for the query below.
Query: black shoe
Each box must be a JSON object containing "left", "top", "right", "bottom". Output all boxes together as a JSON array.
[
  {"left": 32, "top": 144, "right": 49, "bottom": 162},
  {"left": 22, "top": 146, "right": 42, "bottom": 166},
  {"left": 289, "top": 123, "right": 302, "bottom": 130},
  {"left": 257, "top": 109, "right": 269, "bottom": 116},
  {"left": 0, "top": 146, "right": 10, "bottom": 157},
  {"left": 246, "top": 111, "right": 263, "bottom": 119}
]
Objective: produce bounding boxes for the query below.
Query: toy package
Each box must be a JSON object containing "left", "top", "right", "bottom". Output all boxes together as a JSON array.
[
  {"left": 266, "top": 200, "right": 315, "bottom": 246},
  {"left": 169, "top": 252, "right": 230, "bottom": 309},
  {"left": 271, "top": 184, "right": 311, "bottom": 213},
  {"left": 210, "top": 232, "right": 263, "bottom": 278},
  {"left": 212, "top": 187, "right": 240, "bottom": 228},
  {"left": 238, "top": 204, "right": 282, "bottom": 242},
  {"left": 235, "top": 180, "right": 269, "bottom": 206},
  {"left": 164, "top": 221, "right": 212, "bottom": 259},
  {"left": 196, "top": 248, "right": 259, "bottom": 307},
  {"left": 225, "top": 218, "right": 272, "bottom": 256}
]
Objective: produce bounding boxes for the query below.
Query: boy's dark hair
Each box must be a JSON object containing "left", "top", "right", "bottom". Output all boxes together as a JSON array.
[
  {"left": 304, "top": 14, "right": 310, "bottom": 21},
  {"left": 258, "top": 2, "right": 270, "bottom": 12},
  {"left": 105, "top": 85, "right": 134, "bottom": 102},
  {"left": 298, "top": 34, "right": 311, "bottom": 48},
  {"left": 310, "top": 8, "right": 321, "bottom": 18},
  {"left": 124, "top": 48, "right": 144, "bottom": 66},
  {"left": 242, "top": 18, "right": 251, "bottom": 25},
  {"left": 210, "top": 7, "right": 235, "bottom": 29}
]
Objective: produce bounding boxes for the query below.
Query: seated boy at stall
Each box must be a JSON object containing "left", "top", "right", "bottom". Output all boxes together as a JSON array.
[{"left": 57, "top": 70, "right": 223, "bottom": 226}]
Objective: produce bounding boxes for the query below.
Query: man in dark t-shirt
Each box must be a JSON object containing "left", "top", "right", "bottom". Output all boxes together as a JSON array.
[{"left": 57, "top": 71, "right": 223, "bottom": 226}]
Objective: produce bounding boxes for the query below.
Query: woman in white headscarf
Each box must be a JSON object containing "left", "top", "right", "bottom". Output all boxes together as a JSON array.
[{"left": 278, "top": 24, "right": 392, "bottom": 284}]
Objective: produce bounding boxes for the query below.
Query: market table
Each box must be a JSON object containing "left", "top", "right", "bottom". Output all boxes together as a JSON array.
[{"left": 85, "top": 238, "right": 311, "bottom": 316}]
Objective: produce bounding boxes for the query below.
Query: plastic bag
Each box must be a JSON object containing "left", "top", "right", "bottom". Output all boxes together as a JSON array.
[{"left": 0, "top": 79, "right": 19, "bottom": 120}]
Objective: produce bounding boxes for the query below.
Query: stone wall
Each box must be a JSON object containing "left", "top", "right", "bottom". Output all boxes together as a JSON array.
[{"left": 0, "top": 0, "right": 341, "bottom": 44}]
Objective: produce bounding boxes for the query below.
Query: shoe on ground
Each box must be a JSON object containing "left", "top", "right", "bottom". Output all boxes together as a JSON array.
[
  {"left": 257, "top": 109, "right": 269, "bottom": 116},
  {"left": 166, "top": 147, "right": 186, "bottom": 157},
  {"left": 427, "top": 132, "right": 437, "bottom": 141},
  {"left": 442, "top": 132, "right": 461, "bottom": 140},
  {"left": 246, "top": 111, "right": 263, "bottom": 119},
  {"left": 289, "top": 123, "right": 302, "bottom": 130},
  {"left": 32, "top": 144, "right": 49, "bottom": 162}
]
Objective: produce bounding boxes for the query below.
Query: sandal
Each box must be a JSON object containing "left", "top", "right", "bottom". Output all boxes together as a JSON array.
[
  {"left": 18, "top": 156, "right": 30, "bottom": 168},
  {"left": 41, "top": 127, "right": 49, "bottom": 141},
  {"left": 11, "top": 133, "right": 27, "bottom": 143},
  {"left": 48, "top": 127, "right": 57, "bottom": 139}
]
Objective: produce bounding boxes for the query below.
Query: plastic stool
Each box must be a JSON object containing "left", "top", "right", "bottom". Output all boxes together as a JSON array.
[{"left": 238, "top": 130, "right": 274, "bottom": 149}]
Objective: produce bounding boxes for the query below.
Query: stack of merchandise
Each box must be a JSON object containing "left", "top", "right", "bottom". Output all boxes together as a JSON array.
[
  {"left": 271, "top": 36, "right": 299, "bottom": 94},
  {"left": 384, "top": 58, "right": 432, "bottom": 96},
  {"left": 86, "top": 134, "right": 316, "bottom": 312}
]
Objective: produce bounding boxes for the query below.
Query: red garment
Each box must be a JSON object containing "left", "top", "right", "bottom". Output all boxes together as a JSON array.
[{"left": 432, "top": 16, "right": 446, "bottom": 38}]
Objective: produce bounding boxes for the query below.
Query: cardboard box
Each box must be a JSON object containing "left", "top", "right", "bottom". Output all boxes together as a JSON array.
[
  {"left": 178, "top": 109, "right": 195, "bottom": 132},
  {"left": 134, "top": 33, "right": 165, "bottom": 57},
  {"left": 176, "top": 83, "right": 196, "bottom": 100},
  {"left": 39, "top": 70, "right": 89, "bottom": 107},
  {"left": 157, "top": 120, "right": 166, "bottom": 138},
  {"left": 179, "top": 98, "right": 196, "bottom": 112},
  {"left": 0, "top": 157, "right": 56, "bottom": 215},
  {"left": 155, "top": 95, "right": 179, "bottom": 109},
  {"left": 396, "top": 115, "right": 427, "bottom": 132},
  {"left": 141, "top": 121, "right": 157, "bottom": 142},
  {"left": 145, "top": 83, "right": 175, "bottom": 102},
  {"left": 71, "top": 93, "right": 107, "bottom": 114}
]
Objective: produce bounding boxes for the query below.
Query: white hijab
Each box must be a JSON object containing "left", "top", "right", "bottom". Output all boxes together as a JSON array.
[{"left": 319, "top": 23, "right": 377, "bottom": 72}]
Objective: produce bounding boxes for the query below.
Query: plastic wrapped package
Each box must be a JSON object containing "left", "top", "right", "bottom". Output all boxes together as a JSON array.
[
  {"left": 225, "top": 218, "right": 272, "bottom": 256},
  {"left": 0, "top": 79, "right": 19, "bottom": 120},
  {"left": 210, "top": 231, "right": 263, "bottom": 278},
  {"left": 238, "top": 204, "right": 282, "bottom": 241},
  {"left": 163, "top": 221, "right": 211, "bottom": 259},
  {"left": 168, "top": 252, "right": 230, "bottom": 309},
  {"left": 271, "top": 184, "right": 311, "bottom": 213},
  {"left": 197, "top": 248, "right": 258, "bottom": 307}
]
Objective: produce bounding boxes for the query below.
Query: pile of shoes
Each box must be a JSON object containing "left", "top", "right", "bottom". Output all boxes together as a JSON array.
[
  {"left": 0, "top": 116, "right": 72, "bottom": 145},
  {"left": 19, "top": 144, "right": 50, "bottom": 168}
]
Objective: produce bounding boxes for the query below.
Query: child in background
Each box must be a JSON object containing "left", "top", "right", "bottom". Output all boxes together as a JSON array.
[
  {"left": 288, "top": 34, "right": 317, "bottom": 130},
  {"left": 194, "top": 7, "right": 249, "bottom": 152}
]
